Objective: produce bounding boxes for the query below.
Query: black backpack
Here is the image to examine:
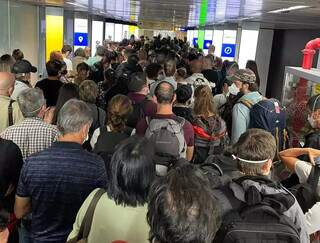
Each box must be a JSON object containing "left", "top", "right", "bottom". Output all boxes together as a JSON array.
[
  {"left": 126, "top": 99, "right": 148, "bottom": 129},
  {"left": 214, "top": 177, "right": 300, "bottom": 243},
  {"left": 244, "top": 98, "right": 289, "bottom": 152},
  {"left": 289, "top": 160, "right": 320, "bottom": 213}
]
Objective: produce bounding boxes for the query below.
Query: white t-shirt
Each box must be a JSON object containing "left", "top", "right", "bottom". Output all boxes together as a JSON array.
[
  {"left": 63, "top": 57, "right": 73, "bottom": 71},
  {"left": 295, "top": 160, "right": 320, "bottom": 234},
  {"left": 213, "top": 93, "right": 228, "bottom": 112},
  {"left": 11, "top": 80, "right": 29, "bottom": 100},
  {"left": 185, "top": 73, "right": 215, "bottom": 89}
]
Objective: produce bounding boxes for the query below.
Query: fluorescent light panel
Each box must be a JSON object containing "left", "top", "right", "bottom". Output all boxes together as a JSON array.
[{"left": 268, "top": 5, "right": 310, "bottom": 13}]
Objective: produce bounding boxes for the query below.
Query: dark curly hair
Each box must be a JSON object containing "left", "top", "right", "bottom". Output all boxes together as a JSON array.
[{"left": 147, "top": 164, "right": 222, "bottom": 243}]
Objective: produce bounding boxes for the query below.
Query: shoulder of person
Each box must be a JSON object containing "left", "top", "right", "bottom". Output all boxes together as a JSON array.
[
  {"left": 83, "top": 150, "right": 105, "bottom": 165},
  {"left": 0, "top": 137, "right": 20, "bottom": 153}
]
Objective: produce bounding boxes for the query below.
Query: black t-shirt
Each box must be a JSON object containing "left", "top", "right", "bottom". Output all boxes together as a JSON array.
[
  {"left": 202, "top": 69, "right": 223, "bottom": 94},
  {"left": 173, "top": 106, "right": 193, "bottom": 123},
  {"left": 202, "top": 69, "right": 219, "bottom": 83},
  {"left": 0, "top": 138, "right": 23, "bottom": 212},
  {"left": 94, "top": 127, "right": 132, "bottom": 155},
  {"left": 35, "top": 78, "right": 63, "bottom": 107},
  {"left": 94, "top": 126, "right": 132, "bottom": 169}
]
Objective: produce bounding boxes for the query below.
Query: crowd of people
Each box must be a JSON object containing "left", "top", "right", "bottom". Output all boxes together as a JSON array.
[{"left": 0, "top": 34, "right": 320, "bottom": 243}]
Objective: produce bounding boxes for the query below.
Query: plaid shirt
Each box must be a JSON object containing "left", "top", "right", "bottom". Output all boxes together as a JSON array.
[{"left": 0, "top": 117, "right": 59, "bottom": 159}]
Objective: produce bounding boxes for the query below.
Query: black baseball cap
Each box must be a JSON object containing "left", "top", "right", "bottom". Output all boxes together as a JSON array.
[
  {"left": 128, "top": 72, "right": 147, "bottom": 92},
  {"left": 12, "top": 59, "right": 37, "bottom": 74}
]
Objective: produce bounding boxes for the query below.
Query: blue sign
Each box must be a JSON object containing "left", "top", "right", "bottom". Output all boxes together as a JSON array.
[
  {"left": 221, "top": 43, "right": 236, "bottom": 58},
  {"left": 203, "top": 40, "right": 213, "bottom": 49},
  {"left": 193, "top": 38, "right": 198, "bottom": 47},
  {"left": 74, "top": 32, "right": 88, "bottom": 46},
  {"left": 193, "top": 38, "right": 213, "bottom": 49}
]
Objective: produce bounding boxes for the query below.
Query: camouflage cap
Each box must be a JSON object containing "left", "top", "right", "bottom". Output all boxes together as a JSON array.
[{"left": 227, "top": 69, "right": 256, "bottom": 84}]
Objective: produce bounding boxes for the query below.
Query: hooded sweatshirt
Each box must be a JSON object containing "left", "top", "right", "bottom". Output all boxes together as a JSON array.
[
  {"left": 231, "top": 91, "right": 263, "bottom": 144},
  {"left": 213, "top": 177, "right": 309, "bottom": 243}
]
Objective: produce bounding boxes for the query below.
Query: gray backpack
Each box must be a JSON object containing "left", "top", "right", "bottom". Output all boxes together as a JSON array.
[{"left": 145, "top": 117, "right": 186, "bottom": 175}]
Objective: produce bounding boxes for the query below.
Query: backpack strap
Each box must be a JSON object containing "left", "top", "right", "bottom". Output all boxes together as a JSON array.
[
  {"left": 97, "top": 106, "right": 100, "bottom": 127},
  {"left": 174, "top": 116, "right": 185, "bottom": 127},
  {"left": 77, "top": 189, "right": 105, "bottom": 241},
  {"left": 145, "top": 116, "right": 151, "bottom": 126},
  {"left": 307, "top": 162, "right": 320, "bottom": 194},
  {"left": 234, "top": 175, "right": 282, "bottom": 189},
  {"left": 239, "top": 99, "right": 254, "bottom": 109},
  {"left": 8, "top": 100, "right": 15, "bottom": 126}
]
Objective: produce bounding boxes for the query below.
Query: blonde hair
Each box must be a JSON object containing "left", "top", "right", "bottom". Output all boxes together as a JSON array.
[
  {"left": 107, "top": 95, "right": 133, "bottom": 132},
  {"left": 79, "top": 80, "right": 98, "bottom": 104},
  {"left": 193, "top": 85, "right": 215, "bottom": 118}
]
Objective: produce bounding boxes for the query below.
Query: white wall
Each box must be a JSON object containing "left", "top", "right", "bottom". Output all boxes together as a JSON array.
[{"left": 0, "top": 1, "right": 39, "bottom": 84}]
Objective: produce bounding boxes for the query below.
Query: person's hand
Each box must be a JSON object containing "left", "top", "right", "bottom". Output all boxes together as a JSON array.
[
  {"left": 307, "top": 148, "right": 320, "bottom": 165},
  {"left": 43, "top": 107, "right": 55, "bottom": 124}
]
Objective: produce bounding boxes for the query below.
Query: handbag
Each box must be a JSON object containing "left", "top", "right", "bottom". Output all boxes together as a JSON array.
[{"left": 67, "top": 189, "right": 105, "bottom": 243}]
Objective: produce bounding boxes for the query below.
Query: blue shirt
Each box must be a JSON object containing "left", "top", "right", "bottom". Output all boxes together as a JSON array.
[
  {"left": 17, "top": 142, "right": 107, "bottom": 243},
  {"left": 231, "top": 91, "right": 263, "bottom": 144}
]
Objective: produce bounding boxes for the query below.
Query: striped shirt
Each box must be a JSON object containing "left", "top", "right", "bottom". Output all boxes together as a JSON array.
[
  {"left": 0, "top": 117, "right": 59, "bottom": 159},
  {"left": 16, "top": 141, "right": 107, "bottom": 243}
]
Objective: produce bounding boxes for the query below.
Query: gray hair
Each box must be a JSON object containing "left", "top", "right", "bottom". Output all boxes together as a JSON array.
[
  {"left": 57, "top": 99, "right": 93, "bottom": 135},
  {"left": 95, "top": 45, "right": 106, "bottom": 57},
  {"left": 17, "top": 88, "right": 45, "bottom": 117}
]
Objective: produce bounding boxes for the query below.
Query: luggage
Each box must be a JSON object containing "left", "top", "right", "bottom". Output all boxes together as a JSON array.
[
  {"left": 192, "top": 116, "right": 229, "bottom": 164},
  {"left": 214, "top": 177, "right": 300, "bottom": 243},
  {"left": 145, "top": 117, "right": 186, "bottom": 176},
  {"left": 290, "top": 158, "right": 320, "bottom": 213},
  {"left": 244, "top": 98, "right": 288, "bottom": 152}
]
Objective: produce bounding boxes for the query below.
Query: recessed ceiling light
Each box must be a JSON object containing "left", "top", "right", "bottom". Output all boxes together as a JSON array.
[
  {"left": 65, "top": 1, "right": 87, "bottom": 8},
  {"left": 268, "top": 5, "right": 310, "bottom": 13}
]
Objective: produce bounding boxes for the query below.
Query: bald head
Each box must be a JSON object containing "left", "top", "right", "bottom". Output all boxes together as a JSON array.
[
  {"left": 50, "top": 51, "right": 63, "bottom": 62},
  {"left": 0, "top": 72, "right": 15, "bottom": 96},
  {"left": 154, "top": 81, "right": 175, "bottom": 104}
]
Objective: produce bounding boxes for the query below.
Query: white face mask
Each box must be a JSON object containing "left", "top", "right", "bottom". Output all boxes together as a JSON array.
[
  {"left": 229, "top": 83, "right": 240, "bottom": 95},
  {"left": 308, "top": 115, "right": 317, "bottom": 128}
]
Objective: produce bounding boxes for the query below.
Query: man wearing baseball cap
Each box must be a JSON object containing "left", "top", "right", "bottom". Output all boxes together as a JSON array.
[
  {"left": 11, "top": 59, "right": 37, "bottom": 100},
  {"left": 229, "top": 68, "right": 263, "bottom": 144}
]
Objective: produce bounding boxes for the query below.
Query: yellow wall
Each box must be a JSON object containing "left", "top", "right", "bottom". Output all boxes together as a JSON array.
[{"left": 45, "top": 15, "right": 63, "bottom": 61}]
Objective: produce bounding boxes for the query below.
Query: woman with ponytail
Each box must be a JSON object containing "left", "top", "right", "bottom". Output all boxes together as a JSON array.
[
  {"left": 90, "top": 95, "right": 133, "bottom": 165},
  {"left": 192, "top": 85, "right": 229, "bottom": 164}
]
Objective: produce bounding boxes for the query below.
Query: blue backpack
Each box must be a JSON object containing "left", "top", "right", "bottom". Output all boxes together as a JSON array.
[{"left": 241, "top": 98, "right": 289, "bottom": 152}]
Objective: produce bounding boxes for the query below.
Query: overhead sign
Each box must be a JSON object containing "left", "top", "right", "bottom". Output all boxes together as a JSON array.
[
  {"left": 193, "top": 38, "right": 213, "bottom": 50},
  {"left": 193, "top": 37, "right": 198, "bottom": 47},
  {"left": 221, "top": 43, "right": 236, "bottom": 58},
  {"left": 74, "top": 32, "right": 88, "bottom": 46},
  {"left": 203, "top": 40, "right": 213, "bottom": 49}
]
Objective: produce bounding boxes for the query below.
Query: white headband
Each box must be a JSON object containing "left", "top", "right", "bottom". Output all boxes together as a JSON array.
[{"left": 232, "top": 155, "right": 269, "bottom": 164}]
